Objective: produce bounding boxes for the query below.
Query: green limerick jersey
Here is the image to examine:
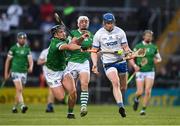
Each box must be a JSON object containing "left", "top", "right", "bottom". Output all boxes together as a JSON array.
[
  {"left": 134, "top": 41, "right": 159, "bottom": 72},
  {"left": 68, "top": 29, "right": 93, "bottom": 63},
  {"left": 8, "top": 43, "right": 31, "bottom": 73},
  {"left": 46, "top": 37, "right": 67, "bottom": 71}
]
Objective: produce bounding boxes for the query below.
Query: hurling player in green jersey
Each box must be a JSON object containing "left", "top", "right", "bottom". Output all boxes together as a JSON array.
[
  {"left": 66, "top": 16, "right": 93, "bottom": 117},
  {"left": 44, "top": 25, "right": 89, "bottom": 119},
  {"left": 4, "top": 32, "right": 33, "bottom": 113},
  {"left": 131, "top": 30, "right": 162, "bottom": 115}
]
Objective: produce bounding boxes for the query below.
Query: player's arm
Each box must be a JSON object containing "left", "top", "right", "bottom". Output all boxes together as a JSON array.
[
  {"left": 37, "top": 58, "right": 46, "bottom": 65},
  {"left": 4, "top": 55, "right": 12, "bottom": 80},
  {"left": 121, "top": 42, "right": 132, "bottom": 52},
  {"left": 154, "top": 49, "right": 162, "bottom": 64},
  {"left": 128, "top": 58, "right": 140, "bottom": 72},
  {"left": 28, "top": 53, "right": 33, "bottom": 73},
  {"left": 91, "top": 47, "right": 99, "bottom": 74},
  {"left": 37, "top": 50, "right": 46, "bottom": 65},
  {"left": 122, "top": 43, "right": 140, "bottom": 72},
  {"left": 59, "top": 42, "right": 81, "bottom": 51},
  {"left": 69, "top": 32, "right": 89, "bottom": 45},
  {"left": 91, "top": 32, "right": 100, "bottom": 74}
]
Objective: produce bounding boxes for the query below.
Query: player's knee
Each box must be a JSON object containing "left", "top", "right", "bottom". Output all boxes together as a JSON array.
[
  {"left": 56, "top": 94, "right": 65, "bottom": 101},
  {"left": 81, "top": 82, "right": 89, "bottom": 90},
  {"left": 137, "top": 90, "right": 143, "bottom": 96},
  {"left": 112, "top": 82, "right": 120, "bottom": 89},
  {"left": 145, "top": 89, "right": 151, "bottom": 96},
  {"left": 16, "top": 87, "right": 23, "bottom": 93},
  {"left": 120, "top": 84, "right": 127, "bottom": 91}
]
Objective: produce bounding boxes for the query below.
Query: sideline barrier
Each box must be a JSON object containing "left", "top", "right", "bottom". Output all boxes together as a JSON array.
[
  {"left": 126, "top": 88, "right": 180, "bottom": 106},
  {"left": 0, "top": 88, "right": 48, "bottom": 104}
]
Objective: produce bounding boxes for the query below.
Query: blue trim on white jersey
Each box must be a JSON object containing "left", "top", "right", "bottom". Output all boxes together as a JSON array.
[
  {"left": 92, "top": 45, "right": 100, "bottom": 48},
  {"left": 104, "top": 61, "right": 128, "bottom": 73}
]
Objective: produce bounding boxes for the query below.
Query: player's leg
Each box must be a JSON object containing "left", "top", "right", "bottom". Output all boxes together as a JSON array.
[
  {"left": 11, "top": 72, "right": 28, "bottom": 113},
  {"left": 62, "top": 73, "right": 77, "bottom": 119},
  {"left": 140, "top": 72, "right": 154, "bottom": 115},
  {"left": 106, "top": 67, "right": 126, "bottom": 117},
  {"left": 119, "top": 73, "right": 128, "bottom": 103},
  {"left": 117, "top": 62, "right": 128, "bottom": 103},
  {"left": 133, "top": 72, "right": 145, "bottom": 111},
  {"left": 45, "top": 88, "right": 55, "bottom": 112},
  {"left": 78, "top": 60, "right": 90, "bottom": 117},
  {"left": 79, "top": 71, "right": 90, "bottom": 117},
  {"left": 43, "top": 66, "right": 66, "bottom": 113},
  {"left": 50, "top": 86, "right": 65, "bottom": 101}
]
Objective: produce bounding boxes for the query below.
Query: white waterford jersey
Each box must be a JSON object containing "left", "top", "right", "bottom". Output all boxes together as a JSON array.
[
  {"left": 39, "top": 48, "right": 49, "bottom": 70},
  {"left": 39, "top": 48, "right": 49, "bottom": 62},
  {"left": 93, "top": 26, "right": 128, "bottom": 64}
]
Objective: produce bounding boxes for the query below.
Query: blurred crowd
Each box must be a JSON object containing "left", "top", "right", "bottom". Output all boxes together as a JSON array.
[{"left": 0, "top": 0, "right": 179, "bottom": 87}]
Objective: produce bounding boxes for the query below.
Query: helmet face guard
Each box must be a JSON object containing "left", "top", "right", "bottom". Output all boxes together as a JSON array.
[
  {"left": 103, "top": 13, "right": 115, "bottom": 24},
  {"left": 77, "top": 16, "right": 89, "bottom": 29},
  {"left": 17, "top": 32, "right": 27, "bottom": 39},
  {"left": 50, "top": 25, "right": 66, "bottom": 35}
]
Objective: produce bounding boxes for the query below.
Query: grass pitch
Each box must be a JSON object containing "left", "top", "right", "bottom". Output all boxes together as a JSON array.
[{"left": 0, "top": 104, "right": 180, "bottom": 125}]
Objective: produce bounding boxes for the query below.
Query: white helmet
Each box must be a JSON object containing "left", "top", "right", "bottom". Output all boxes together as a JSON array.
[{"left": 77, "top": 16, "right": 89, "bottom": 28}]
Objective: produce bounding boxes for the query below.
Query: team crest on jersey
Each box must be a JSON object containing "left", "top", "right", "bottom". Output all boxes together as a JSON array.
[
  {"left": 115, "top": 35, "right": 119, "bottom": 40},
  {"left": 102, "top": 37, "right": 107, "bottom": 41},
  {"left": 20, "top": 50, "right": 25, "bottom": 54},
  {"left": 108, "top": 36, "right": 113, "bottom": 40},
  {"left": 141, "top": 57, "right": 148, "bottom": 66}
]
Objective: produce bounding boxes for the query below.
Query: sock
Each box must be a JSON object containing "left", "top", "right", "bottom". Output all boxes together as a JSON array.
[
  {"left": 68, "top": 108, "right": 74, "bottom": 114},
  {"left": 13, "top": 104, "right": 18, "bottom": 109},
  {"left": 121, "top": 89, "right": 126, "bottom": 103},
  {"left": 19, "top": 102, "right": 25, "bottom": 109},
  {"left": 117, "top": 102, "right": 124, "bottom": 108},
  {"left": 47, "top": 103, "right": 53, "bottom": 109},
  {"left": 142, "top": 106, "right": 146, "bottom": 111},
  {"left": 134, "top": 95, "right": 141, "bottom": 102},
  {"left": 80, "top": 91, "right": 89, "bottom": 108}
]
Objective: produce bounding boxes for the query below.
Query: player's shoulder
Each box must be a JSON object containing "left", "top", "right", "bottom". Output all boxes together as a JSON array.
[
  {"left": 95, "top": 27, "right": 104, "bottom": 34},
  {"left": 71, "top": 29, "right": 78, "bottom": 34},
  {"left": 42, "top": 48, "right": 49, "bottom": 53},
  {"left": 134, "top": 41, "right": 144, "bottom": 48},
  {"left": 24, "top": 44, "right": 30, "bottom": 48},
  {"left": 150, "top": 42, "right": 157, "bottom": 47},
  {"left": 114, "top": 26, "right": 125, "bottom": 33},
  {"left": 150, "top": 43, "right": 158, "bottom": 50},
  {"left": 10, "top": 43, "right": 18, "bottom": 50}
]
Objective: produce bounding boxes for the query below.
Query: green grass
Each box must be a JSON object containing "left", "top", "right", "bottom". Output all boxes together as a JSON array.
[{"left": 0, "top": 104, "right": 180, "bottom": 125}]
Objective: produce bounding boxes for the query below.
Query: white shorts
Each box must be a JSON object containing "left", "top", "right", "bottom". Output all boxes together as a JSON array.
[
  {"left": 136, "top": 71, "right": 155, "bottom": 81},
  {"left": 11, "top": 72, "right": 27, "bottom": 84},
  {"left": 43, "top": 66, "right": 64, "bottom": 88},
  {"left": 65, "top": 60, "right": 90, "bottom": 79}
]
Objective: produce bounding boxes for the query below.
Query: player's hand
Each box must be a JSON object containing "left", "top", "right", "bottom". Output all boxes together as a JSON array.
[
  {"left": 80, "top": 46, "right": 89, "bottom": 51},
  {"left": 133, "top": 64, "right": 140, "bottom": 72},
  {"left": 82, "top": 32, "right": 89, "bottom": 39},
  {"left": 92, "top": 65, "right": 99, "bottom": 75},
  {"left": 28, "top": 67, "right": 33, "bottom": 73}
]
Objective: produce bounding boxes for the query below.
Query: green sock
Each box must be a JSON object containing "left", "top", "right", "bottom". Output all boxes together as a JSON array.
[
  {"left": 68, "top": 108, "right": 73, "bottom": 113},
  {"left": 80, "top": 91, "right": 89, "bottom": 108},
  {"left": 142, "top": 106, "right": 146, "bottom": 110},
  {"left": 19, "top": 102, "right": 25, "bottom": 109}
]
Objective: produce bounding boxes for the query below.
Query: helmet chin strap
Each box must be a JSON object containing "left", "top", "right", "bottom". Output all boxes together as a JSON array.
[
  {"left": 80, "top": 28, "right": 87, "bottom": 30},
  {"left": 145, "top": 40, "right": 151, "bottom": 43}
]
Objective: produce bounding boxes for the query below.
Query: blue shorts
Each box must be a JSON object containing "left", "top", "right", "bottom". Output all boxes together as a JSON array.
[{"left": 104, "top": 61, "right": 128, "bottom": 74}]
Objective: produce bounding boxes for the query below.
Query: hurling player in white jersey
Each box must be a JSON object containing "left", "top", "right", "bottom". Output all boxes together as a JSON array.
[
  {"left": 91, "top": 13, "right": 137, "bottom": 118},
  {"left": 37, "top": 48, "right": 56, "bottom": 113}
]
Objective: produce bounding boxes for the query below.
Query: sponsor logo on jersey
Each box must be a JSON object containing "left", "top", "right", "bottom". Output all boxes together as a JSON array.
[{"left": 105, "top": 41, "right": 118, "bottom": 46}]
